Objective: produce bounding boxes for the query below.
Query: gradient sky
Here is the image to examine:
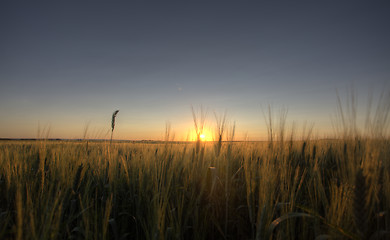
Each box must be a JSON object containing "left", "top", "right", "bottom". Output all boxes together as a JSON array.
[{"left": 1, "top": 1, "right": 389, "bottom": 140}]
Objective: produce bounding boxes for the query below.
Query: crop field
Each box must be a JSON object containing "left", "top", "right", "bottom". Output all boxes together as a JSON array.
[
  {"left": 0, "top": 136, "right": 389, "bottom": 239},
  {"left": 2, "top": 1, "right": 390, "bottom": 239}
]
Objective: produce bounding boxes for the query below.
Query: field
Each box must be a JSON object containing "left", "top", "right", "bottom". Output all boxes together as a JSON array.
[{"left": 0, "top": 136, "right": 389, "bottom": 240}]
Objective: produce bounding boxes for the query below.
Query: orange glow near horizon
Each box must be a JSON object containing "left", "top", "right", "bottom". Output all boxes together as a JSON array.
[
  {"left": 188, "top": 128, "right": 214, "bottom": 141},
  {"left": 200, "top": 134, "right": 205, "bottom": 140}
]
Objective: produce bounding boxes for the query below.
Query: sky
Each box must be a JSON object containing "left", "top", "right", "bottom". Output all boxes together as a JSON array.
[{"left": 1, "top": 1, "right": 389, "bottom": 140}]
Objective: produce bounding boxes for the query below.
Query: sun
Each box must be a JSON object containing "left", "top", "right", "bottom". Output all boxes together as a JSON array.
[
  {"left": 200, "top": 134, "right": 206, "bottom": 141},
  {"left": 189, "top": 129, "right": 213, "bottom": 141}
]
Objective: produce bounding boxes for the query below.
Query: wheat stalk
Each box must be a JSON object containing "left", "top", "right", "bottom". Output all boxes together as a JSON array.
[
  {"left": 214, "top": 110, "right": 227, "bottom": 157},
  {"left": 111, "top": 110, "right": 119, "bottom": 144},
  {"left": 191, "top": 106, "right": 207, "bottom": 154}
]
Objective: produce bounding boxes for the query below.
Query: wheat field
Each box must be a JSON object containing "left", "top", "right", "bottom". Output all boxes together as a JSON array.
[{"left": 0, "top": 134, "right": 389, "bottom": 239}]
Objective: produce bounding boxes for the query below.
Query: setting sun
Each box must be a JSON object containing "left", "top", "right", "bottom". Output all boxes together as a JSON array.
[{"left": 188, "top": 128, "right": 213, "bottom": 142}]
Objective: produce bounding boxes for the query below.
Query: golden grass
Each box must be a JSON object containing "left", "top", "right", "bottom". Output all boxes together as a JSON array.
[{"left": 0, "top": 137, "right": 389, "bottom": 239}]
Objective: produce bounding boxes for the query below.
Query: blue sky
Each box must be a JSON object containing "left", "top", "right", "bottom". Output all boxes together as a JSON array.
[{"left": 1, "top": 1, "right": 389, "bottom": 140}]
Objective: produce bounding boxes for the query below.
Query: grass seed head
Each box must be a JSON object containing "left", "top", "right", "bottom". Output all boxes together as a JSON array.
[{"left": 111, "top": 110, "right": 119, "bottom": 132}]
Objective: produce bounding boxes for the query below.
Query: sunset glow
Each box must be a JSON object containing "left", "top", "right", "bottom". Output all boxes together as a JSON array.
[
  {"left": 0, "top": 1, "right": 388, "bottom": 141},
  {"left": 187, "top": 129, "right": 214, "bottom": 142},
  {"left": 200, "top": 134, "right": 205, "bottom": 141}
]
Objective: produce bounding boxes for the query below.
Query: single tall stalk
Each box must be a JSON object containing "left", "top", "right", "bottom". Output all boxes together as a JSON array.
[
  {"left": 214, "top": 110, "right": 227, "bottom": 157},
  {"left": 111, "top": 110, "right": 119, "bottom": 144}
]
